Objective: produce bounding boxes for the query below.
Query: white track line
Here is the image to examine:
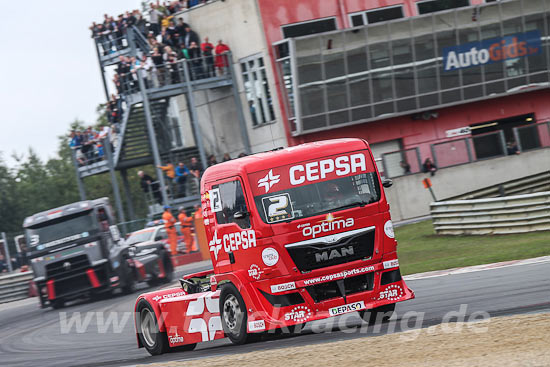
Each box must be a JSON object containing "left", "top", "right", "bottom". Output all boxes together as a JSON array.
[{"left": 404, "top": 255, "right": 550, "bottom": 280}]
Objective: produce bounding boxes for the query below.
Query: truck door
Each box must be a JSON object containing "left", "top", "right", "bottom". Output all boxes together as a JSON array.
[{"left": 207, "top": 177, "right": 254, "bottom": 273}]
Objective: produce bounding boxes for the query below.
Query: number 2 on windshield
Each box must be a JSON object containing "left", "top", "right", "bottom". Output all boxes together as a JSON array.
[{"left": 262, "top": 193, "right": 294, "bottom": 223}]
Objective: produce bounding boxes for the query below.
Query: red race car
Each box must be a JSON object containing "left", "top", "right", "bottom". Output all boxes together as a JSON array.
[{"left": 134, "top": 139, "right": 414, "bottom": 355}]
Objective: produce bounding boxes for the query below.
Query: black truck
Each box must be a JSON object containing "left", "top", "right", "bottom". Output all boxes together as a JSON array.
[{"left": 23, "top": 198, "right": 173, "bottom": 308}]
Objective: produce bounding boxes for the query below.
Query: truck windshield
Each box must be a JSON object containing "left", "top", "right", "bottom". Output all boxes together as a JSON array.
[
  {"left": 26, "top": 210, "right": 96, "bottom": 250},
  {"left": 254, "top": 172, "right": 380, "bottom": 224}
]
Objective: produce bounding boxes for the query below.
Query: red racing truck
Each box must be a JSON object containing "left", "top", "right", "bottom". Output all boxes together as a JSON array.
[{"left": 134, "top": 138, "right": 414, "bottom": 355}]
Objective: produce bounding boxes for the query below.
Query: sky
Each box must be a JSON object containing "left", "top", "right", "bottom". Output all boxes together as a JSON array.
[{"left": 0, "top": 0, "right": 140, "bottom": 167}]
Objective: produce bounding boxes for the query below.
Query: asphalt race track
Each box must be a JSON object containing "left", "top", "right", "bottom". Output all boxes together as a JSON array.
[{"left": 0, "top": 260, "right": 548, "bottom": 367}]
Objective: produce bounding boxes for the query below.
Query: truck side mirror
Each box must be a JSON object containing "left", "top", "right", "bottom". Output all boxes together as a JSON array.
[
  {"left": 233, "top": 211, "right": 249, "bottom": 220},
  {"left": 382, "top": 178, "right": 393, "bottom": 188}
]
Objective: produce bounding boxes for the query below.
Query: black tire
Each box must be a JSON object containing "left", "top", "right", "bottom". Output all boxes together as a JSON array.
[
  {"left": 147, "top": 251, "right": 173, "bottom": 287},
  {"left": 51, "top": 299, "right": 65, "bottom": 309},
  {"left": 171, "top": 343, "right": 197, "bottom": 353},
  {"left": 161, "top": 251, "right": 174, "bottom": 284},
  {"left": 273, "top": 322, "right": 305, "bottom": 336},
  {"left": 219, "top": 283, "right": 249, "bottom": 345},
  {"left": 122, "top": 260, "right": 136, "bottom": 295},
  {"left": 359, "top": 303, "right": 396, "bottom": 325},
  {"left": 289, "top": 323, "right": 306, "bottom": 334},
  {"left": 136, "top": 300, "right": 170, "bottom": 355}
]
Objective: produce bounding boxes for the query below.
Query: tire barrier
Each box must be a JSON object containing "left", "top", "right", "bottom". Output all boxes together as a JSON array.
[{"left": 431, "top": 191, "right": 550, "bottom": 235}]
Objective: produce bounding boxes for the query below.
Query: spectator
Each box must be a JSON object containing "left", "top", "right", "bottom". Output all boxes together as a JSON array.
[
  {"left": 201, "top": 37, "right": 215, "bottom": 77},
  {"left": 70, "top": 130, "right": 86, "bottom": 166},
  {"left": 135, "top": 10, "right": 147, "bottom": 34},
  {"left": 158, "top": 162, "right": 176, "bottom": 180},
  {"left": 151, "top": 47, "right": 165, "bottom": 86},
  {"left": 149, "top": 3, "right": 164, "bottom": 36},
  {"left": 222, "top": 153, "right": 231, "bottom": 162},
  {"left": 117, "top": 56, "right": 132, "bottom": 93},
  {"left": 422, "top": 158, "right": 437, "bottom": 176},
  {"left": 175, "top": 162, "right": 190, "bottom": 197},
  {"left": 187, "top": 0, "right": 207, "bottom": 9},
  {"left": 138, "top": 170, "right": 162, "bottom": 204},
  {"left": 107, "top": 94, "right": 121, "bottom": 125},
  {"left": 189, "top": 156, "right": 202, "bottom": 178},
  {"left": 163, "top": 45, "right": 177, "bottom": 62},
  {"left": 110, "top": 124, "right": 120, "bottom": 152},
  {"left": 507, "top": 141, "right": 520, "bottom": 155},
  {"left": 17, "top": 243, "right": 29, "bottom": 269},
  {"left": 215, "top": 40, "right": 230, "bottom": 75},
  {"left": 167, "top": 53, "right": 181, "bottom": 84},
  {"left": 162, "top": 30, "right": 177, "bottom": 49},
  {"left": 129, "top": 56, "right": 140, "bottom": 92},
  {"left": 188, "top": 41, "right": 202, "bottom": 79},
  {"left": 167, "top": 20, "right": 178, "bottom": 38},
  {"left": 183, "top": 25, "right": 199, "bottom": 49},
  {"left": 176, "top": 18, "right": 189, "bottom": 40},
  {"left": 238, "top": 152, "right": 248, "bottom": 158},
  {"left": 208, "top": 154, "right": 218, "bottom": 166},
  {"left": 91, "top": 23, "right": 105, "bottom": 55},
  {"left": 113, "top": 73, "right": 123, "bottom": 95},
  {"left": 400, "top": 161, "right": 411, "bottom": 174},
  {"left": 69, "top": 130, "right": 82, "bottom": 148},
  {"left": 80, "top": 127, "right": 94, "bottom": 161},
  {"left": 0, "top": 253, "right": 6, "bottom": 273},
  {"left": 140, "top": 54, "right": 155, "bottom": 88}
]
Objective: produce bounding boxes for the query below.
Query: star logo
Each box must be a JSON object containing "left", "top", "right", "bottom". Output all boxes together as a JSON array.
[
  {"left": 209, "top": 230, "right": 222, "bottom": 260},
  {"left": 257, "top": 169, "right": 280, "bottom": 193}
]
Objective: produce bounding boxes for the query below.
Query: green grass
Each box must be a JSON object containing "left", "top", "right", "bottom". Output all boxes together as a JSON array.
[{"left": 394, "top": 220, "right": 550, "bottom": 275}]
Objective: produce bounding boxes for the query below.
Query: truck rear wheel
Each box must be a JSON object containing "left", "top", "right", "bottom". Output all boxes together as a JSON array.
[
  {"left": 161, "top": 251, "right": 174, "bottom": 284},
  {"left": 359, "top": 303, "right": 396, "bottom": 325},
  {"left": 220, "top": 283, "right": 249, "bottom": 345},
  {"left": 122, "top": 259, "right": 136, "bottom": 294}
]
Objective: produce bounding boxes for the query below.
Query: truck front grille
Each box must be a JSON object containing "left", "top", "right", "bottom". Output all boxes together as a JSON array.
[
  {"left": 306, "top": 272, "right": 374, "bottom": 303},
  {"left": 54, "top": 274, "right": 92, "bottom": 297},
  {"left": 286, "top": 228, "right": 375, "bottom": 272},
  {"left": 46, "top": 255, "right": 91, "bottom": 278}
]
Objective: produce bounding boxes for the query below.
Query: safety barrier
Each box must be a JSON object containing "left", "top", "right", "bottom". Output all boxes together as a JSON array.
[
  {"left": 0, "top": 271, "right": 33, "bottom": 304},
  {"left": 448, "top": 171, "right": 550, "bottom": 200},
  {"left": 431, "top": 191, "right": 550, "bottom": 235}
]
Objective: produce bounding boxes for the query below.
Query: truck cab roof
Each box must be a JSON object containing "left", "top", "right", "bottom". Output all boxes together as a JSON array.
[
  {"left": 201, "top": 138, "right": 369, "bottom": 186},
  {"left": 23, "top": 197, "right": 110, "bottom": 228}
]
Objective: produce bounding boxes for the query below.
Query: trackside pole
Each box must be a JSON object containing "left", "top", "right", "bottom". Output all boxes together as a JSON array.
[
  {"left": 1, "top": 232, "right": 13, "bottom": 273},
  {"left": 423, "top": 178, "right": 437, "bottom": 201},
  {"left": 105, "top": 136, "right": 127, "bottom": 234}
]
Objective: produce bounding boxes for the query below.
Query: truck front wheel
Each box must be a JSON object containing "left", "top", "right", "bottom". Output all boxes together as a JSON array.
[
  {"left": 51, "top": 299, "right": 65, "bottom": 309},
  {"left": 359, "top": 303, "right": 396, "bottom": 325},
  {"left": 137, "top": 301, "right": 169, "bottom": 355},
  {"left": 220, "top": 284, "right": 249, "bottom": 345}
]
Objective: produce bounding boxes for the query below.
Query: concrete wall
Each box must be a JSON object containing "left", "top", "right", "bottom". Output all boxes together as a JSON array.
[
  {"left": 174, "top": 0, "right": 288, "bottom": 159},
  {"left": 386, "top": 147, "right": 550, "bottom": 222},
  {"left": 174, "top": 89, "right": 249, "bottom": 159}
]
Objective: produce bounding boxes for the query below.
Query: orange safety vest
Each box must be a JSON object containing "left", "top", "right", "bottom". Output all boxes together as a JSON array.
[
  {"left": 159, "top": 164, "right": 175, "bottom": 179},
  {"left": 162, "top": 211, "right": 177, "bottom": 232},
  {"left": 178, "top": 212, "right": 193, "bottom": 227},
  {"left": 194, "top": 207, "right": 203, "bottom": 219}
]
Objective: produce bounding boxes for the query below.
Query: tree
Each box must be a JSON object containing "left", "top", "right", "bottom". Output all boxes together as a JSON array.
[{"left": 0, "top": 109, "right": 151, "bottom": 238}]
